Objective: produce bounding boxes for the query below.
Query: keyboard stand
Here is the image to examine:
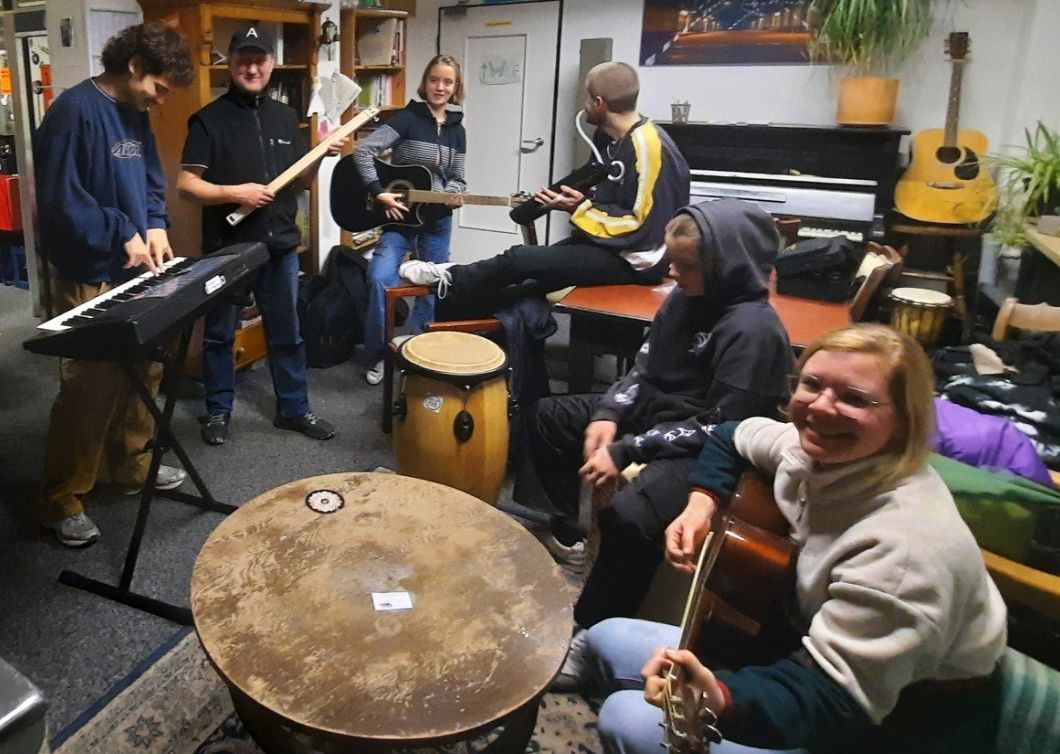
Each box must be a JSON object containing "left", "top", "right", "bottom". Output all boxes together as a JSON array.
[{"left": 57, "top": 327, "right": 236, "bottom": 625}]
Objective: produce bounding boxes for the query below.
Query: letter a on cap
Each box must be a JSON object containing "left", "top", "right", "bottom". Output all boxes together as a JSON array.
[{"left": 246, "top": 26, "right": 258, "bottom": 37}]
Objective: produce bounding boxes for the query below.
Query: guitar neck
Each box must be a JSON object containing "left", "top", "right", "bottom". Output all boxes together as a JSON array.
[
  {"left": 404, "top": 189, "right": 512, "bottom": 207},
  {"left": 943, "top": 61, "right": 964, "bottom": 148}
]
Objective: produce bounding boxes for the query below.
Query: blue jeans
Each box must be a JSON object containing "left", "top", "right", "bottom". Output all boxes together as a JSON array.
[
  {"left": 588, "top": 618, "right": 806, "bottom": 754},
  {"left": 362, "top": 215, "right": 452, "bottom": 362},
  {"left": 203, "top": 249, "right": 310, "bottom": 420}
]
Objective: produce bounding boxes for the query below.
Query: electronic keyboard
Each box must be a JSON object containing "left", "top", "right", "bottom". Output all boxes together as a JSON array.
[{"left": 24, "top": 242, "right": 269, "bottom": 361}]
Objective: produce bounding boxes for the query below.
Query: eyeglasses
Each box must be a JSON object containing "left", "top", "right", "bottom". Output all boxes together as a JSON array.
[{"left": 788, "top": 374, "right": 891, "bottom": 414}]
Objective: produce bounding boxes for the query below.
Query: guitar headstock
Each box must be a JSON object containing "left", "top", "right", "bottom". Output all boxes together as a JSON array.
[
  {"left": 661, "top": 666, "right": 722, "bottom": 754},
  {"left": 946, "top": 32, "right": 970, "bottom": 61}
]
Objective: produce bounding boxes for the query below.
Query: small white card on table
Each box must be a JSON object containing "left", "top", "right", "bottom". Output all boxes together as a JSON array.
[{"left": 372, "top": 591, "right": 413, "bottom": 611}]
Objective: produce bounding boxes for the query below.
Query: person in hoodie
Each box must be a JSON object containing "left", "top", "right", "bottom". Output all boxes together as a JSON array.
[
  {"left": 354, "top": 54, "right": 468, "bottom": 386},
  {"left": 397, "top": 61, "right": 690, "bottom": 320},
  {"left": 588, "top": 325, "right": 1006, "bottom": 754},
  {"left": 531, "top": 199, "right": 793, "bottom": 687},
  {"left": 178, "top": 26, "right": 347, "bottom": 446},
  {"left": 34, "top": 22, "right": 195, "bottom": 547}
]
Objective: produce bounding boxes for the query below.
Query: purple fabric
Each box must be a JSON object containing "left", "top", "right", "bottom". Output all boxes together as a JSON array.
[{"left": 934, "top": 398, "right": 1054, "bottom": 486}]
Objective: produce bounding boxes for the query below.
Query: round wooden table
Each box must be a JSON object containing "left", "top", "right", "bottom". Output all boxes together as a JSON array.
[{"left": 191, "top": 472, "right": 572, "bottom": 754}]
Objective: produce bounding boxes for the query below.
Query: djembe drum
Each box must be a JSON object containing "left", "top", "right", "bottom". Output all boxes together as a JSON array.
[
  {"left": 890, "top": 287, "right": 954, "bottom": 346},
  {"left": 394, "top": 331, "right": 509, "bottom": 503}
]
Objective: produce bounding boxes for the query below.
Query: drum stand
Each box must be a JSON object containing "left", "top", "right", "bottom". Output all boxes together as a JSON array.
[{"left": 57, "top": 327, "right": 236, "bottom": 625}]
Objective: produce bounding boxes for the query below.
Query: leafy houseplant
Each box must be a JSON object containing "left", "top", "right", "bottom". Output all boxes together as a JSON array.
[
  {"left": 807, "top": 0, "right": 935, "bottom": 125},
  {"left": 988, "top": 122, "right": 1060, "bottom": 225}
]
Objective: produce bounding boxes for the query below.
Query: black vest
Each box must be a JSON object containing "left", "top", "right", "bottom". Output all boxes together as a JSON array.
[{"left": 190, "top": 87, "right": 304, "bottom": 254}]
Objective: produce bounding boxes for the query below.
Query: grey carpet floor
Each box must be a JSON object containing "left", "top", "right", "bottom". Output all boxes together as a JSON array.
[{"left": 0, "top": 283, "right": 614, "bottom": 739}]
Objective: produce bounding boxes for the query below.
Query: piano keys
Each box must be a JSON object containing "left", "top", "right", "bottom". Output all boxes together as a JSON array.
[
  {"left": 660, "top": 121, "right": 909, "bottom": 244},
  {"left": 25, "top": 242, "right": 269, "bottom": 361}
]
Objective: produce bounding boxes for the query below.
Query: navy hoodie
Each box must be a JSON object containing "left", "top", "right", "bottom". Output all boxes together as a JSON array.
[
  {"left": 592, "top": 199, "right": 794, "bottom": 468},
  {"left": 35, "top": 79, "right": 168, "bottom": 283}
]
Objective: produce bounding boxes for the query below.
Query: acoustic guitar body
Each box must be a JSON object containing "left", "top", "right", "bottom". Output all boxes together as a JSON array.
[
  {"left": 895, "top": 128, "right": 997, "bottom": 224},
  {"left": 689, "top": 471, "right": 800, "bottom": 669},
  {"left": 330, "top": 158, "right": 443, "bottom": 233}
]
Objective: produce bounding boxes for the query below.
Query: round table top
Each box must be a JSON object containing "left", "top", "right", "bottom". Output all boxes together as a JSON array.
[{"left": 191, "top": 472, "right": 572, "bottom": 745}]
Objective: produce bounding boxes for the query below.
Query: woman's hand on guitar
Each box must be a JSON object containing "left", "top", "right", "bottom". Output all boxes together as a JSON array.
[
  {"left": 665, "top": 490, "right": 718, "bottom": 573},
  {"left": 533, "top": 185, "right": 585, "bottom": 213},
  {"left": 643, "top": 649, "right": 727, "bottom": 717},
  {"left": 228, "top": 183, "right": 275, "bottom": 209},
  {"left": 377, "top": 192, "right": 409, "bottom": 220},
  {"left": 444, "top": 193, "right": 465, "bottom": 209}
]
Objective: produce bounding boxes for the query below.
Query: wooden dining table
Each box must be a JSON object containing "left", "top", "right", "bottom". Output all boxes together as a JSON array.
[{"left": 554, "top": 276, "right": 851, "bottom": 393}]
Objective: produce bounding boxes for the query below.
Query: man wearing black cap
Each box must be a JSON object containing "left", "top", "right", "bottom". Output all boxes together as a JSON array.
[{"left": 177, "top": 26, "right": 347, "bottom": 445}]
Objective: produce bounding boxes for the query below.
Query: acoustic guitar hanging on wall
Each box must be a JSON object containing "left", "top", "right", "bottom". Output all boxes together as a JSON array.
[{"left": 895, "top": 32, "right": 997, "bottom": 224}]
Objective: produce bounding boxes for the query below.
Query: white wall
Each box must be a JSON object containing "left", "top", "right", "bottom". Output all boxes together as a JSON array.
[
  {"left": 406, "top": 0, "right": 1059, "bottom": 184},
  {"left": 48, "top": 0, "right": 142, "bottom": 93}
]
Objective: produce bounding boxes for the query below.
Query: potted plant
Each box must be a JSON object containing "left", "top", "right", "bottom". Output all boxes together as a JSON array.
[
  {"left": 988, "top": 122, "right": 1060, "bottom": 230},
  {"left": 808, "top": 0, "right": 935, "bottom": 126}
]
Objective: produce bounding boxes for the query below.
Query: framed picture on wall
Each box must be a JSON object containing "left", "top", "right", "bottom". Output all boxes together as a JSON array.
[{"left": 641, "top": 0, "right": 812, "bottom": 66}]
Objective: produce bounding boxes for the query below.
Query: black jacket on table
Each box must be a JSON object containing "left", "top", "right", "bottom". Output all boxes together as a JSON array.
[
  {"left": 592, "top": 199, "right": 794, "bottom": 469},
  {"left": 181, "top": 85, "right": 307, "bottom": 255}
]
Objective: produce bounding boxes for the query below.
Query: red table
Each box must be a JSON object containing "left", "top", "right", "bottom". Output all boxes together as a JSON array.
[{"left": 555, "top": 277, "right": 851, "bottom": 393}]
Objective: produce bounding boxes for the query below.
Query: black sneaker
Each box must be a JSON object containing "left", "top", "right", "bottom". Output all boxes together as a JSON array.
[
  {"left": 273, "top": 411, "right": 335, "bottom": 441},
  {"left": 201, "top": 413, "right": 230, "bottom": 446}
]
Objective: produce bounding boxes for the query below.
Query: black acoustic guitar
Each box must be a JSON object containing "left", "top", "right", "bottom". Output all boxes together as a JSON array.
[{"left": 330, "top": 155, "right": 524, "bottom": 233}]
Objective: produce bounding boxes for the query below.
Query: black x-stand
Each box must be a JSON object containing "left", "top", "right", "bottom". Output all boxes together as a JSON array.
[{"left": 58, "top": 326, "right": 236, "bottom": 625}]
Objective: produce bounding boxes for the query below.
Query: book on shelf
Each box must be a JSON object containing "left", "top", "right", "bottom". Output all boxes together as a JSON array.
[{"left": 355, "top": 74, "right": 396, "bottom": 108}]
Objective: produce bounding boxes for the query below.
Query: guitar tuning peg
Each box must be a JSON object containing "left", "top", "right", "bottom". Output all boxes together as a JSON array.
[{"left": 705, "top": 723, "right": 723, "bottom": 744}]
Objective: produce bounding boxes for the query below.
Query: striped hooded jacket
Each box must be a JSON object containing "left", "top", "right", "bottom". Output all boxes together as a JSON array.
[{"left": 570, "top": 117, "right": 690, "bottom": 253}]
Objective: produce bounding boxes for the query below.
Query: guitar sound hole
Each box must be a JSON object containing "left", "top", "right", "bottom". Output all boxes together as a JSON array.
[
  {"left": 955, "top": 150, "right": 981, "bottom": 180},
  {"left": 935, "top": 146, "right": 962, "bottom": 165}
]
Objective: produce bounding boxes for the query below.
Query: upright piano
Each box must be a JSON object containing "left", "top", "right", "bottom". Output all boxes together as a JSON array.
[{"left": 659, "top": 122, "right": 908, "bottom": 243}]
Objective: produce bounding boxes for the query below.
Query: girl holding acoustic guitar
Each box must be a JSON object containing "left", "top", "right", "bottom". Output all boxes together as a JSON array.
[
  {"left": 353, "top": 54, "right": 467, "bottom": 385},
  {"left": 586, "top": 324, "right": 1007, "bottom": 753}
]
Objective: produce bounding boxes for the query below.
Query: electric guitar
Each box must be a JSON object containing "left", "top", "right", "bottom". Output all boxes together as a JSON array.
[
  {"left": 661, "top": 471, "right": 798, "bottom": 753},
  {"left": 330, "top": 155, "right": 526, "bottom": 232},
  {"left": 894, "top": 32, "right": 997, "bottom": 224}
]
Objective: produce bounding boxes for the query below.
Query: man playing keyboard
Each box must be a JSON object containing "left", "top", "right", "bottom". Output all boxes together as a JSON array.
[{"left": 33, "top": 23, "right": 195, "bottom": 547}]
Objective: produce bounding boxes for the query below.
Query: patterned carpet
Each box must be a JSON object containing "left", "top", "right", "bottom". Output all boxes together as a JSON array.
[{"left": 51, "top": 611, "right": 602, "bottom": 754}]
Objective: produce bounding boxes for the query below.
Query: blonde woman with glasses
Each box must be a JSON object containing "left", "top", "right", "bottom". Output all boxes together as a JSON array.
[{"left": 582, "top": 324, "right": 1007, "bottom": 754}]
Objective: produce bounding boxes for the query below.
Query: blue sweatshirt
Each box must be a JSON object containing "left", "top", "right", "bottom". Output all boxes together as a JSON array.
[{"left": 34, "top": 78, "right": 169, "bottom": 283}]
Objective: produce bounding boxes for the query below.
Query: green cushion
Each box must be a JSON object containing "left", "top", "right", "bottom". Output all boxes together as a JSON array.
[{"left": 929, "top": 454, "right": 1060, "bottom": 563}]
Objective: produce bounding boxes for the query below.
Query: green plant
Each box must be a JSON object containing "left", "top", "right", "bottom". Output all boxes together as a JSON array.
[
  {"left": 807, "top": 0, "right": 935, "bottom": 76},
  {"left": 988, "top": 122, "right": 1060, "bottom": 225},
  {"left": 987, "top": 204, "right": 1029, "bottom": 248}
]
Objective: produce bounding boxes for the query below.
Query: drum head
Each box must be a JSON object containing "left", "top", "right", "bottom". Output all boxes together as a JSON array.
[
  {"left": 400, "top": 331, "right": 507, "bottom": 378},
  {"left": 890, "top": 287, "right": 953, "bottom": 306}
]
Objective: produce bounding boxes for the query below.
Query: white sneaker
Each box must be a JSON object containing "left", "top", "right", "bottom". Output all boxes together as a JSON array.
[
  {"left": 49, "top": 512, "right": 101, "bottom": 548},
  {"left": 550, "top": 628, "right": 590, "bottom": 691},
  {"left": 542, "top": 533, "right": 587, "bottom": 570},
  {"left": 398, "top": 260, "right": 454, "bottom": 299},
  {"left": 123, "top": 464, "right": 187, "bottom": 495},
  {"left": 366, "top": 359, "right": 385, "bottom": 386}
]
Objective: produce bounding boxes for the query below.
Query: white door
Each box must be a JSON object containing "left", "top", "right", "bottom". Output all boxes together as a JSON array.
[{"left": 439, "top": 1, "right": 560, "bottom": 263}]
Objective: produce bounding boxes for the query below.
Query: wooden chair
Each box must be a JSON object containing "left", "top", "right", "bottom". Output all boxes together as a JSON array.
[
  {"left": 849, "top": 242, "right": 902, "bottom": 322},
  {"left": 991, "top": 297, "right": 1060, "bottom": 342}
]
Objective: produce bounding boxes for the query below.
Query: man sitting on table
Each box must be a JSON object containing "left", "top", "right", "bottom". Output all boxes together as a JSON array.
[
  {"left": 525, "top": 199, "right": 794, "bottom": 689},
  {"left": 397, "top": 61, "right": 689, "bottom": 319}
]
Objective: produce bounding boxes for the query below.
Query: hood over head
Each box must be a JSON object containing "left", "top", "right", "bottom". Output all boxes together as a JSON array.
[{"left": 677, "top": 198, "right": 779, "bottom": 308}]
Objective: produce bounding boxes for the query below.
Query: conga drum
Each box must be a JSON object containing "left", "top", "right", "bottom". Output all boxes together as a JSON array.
[
  {"left": 890, "top": 287, "right": 954, "bottom": 346},
  {"left": 394, "top": 331, "right": 509, "bottom": 503}
]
